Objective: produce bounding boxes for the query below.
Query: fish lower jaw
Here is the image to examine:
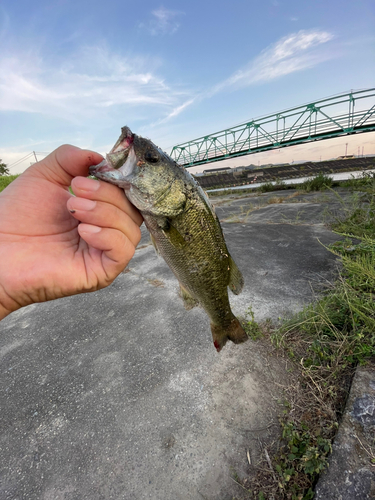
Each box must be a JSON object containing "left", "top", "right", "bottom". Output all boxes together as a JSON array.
[
  {"left": 89, "top": 162, "right": 131, "bottom": 188},
  {"left": 89, "top": 160, "right": 113, "bottom": 174}
]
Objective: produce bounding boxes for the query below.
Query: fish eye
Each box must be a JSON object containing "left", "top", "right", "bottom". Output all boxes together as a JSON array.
[{"left": 145, "top": 150, "right": 159, "bottom": 163}]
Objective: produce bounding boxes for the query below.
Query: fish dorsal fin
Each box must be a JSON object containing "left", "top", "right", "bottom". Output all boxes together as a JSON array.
[
  {"left": 179, "top": 284, "right": 199, "bottom": 310},
  {"left": 228, "top": 255, "right": 244, "bottom": 295}
]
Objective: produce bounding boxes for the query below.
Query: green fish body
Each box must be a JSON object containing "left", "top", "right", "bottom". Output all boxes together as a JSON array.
[{"left": 89, "top": 127, "right": 247, "bottom": 352}]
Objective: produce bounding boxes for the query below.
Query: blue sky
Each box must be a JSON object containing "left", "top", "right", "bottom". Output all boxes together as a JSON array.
[{"left": 0, "top": 0, "right": 374, "bottom": 173}]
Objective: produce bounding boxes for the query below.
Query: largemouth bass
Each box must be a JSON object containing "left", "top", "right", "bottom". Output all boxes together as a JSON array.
[{"left": 89, "top": 127, "right": 248, "bottom": 352}]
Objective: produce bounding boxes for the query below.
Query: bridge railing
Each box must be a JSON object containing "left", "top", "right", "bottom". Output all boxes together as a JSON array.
[{"left": 170, "top": 89, "right": 375, "bottom": 167}]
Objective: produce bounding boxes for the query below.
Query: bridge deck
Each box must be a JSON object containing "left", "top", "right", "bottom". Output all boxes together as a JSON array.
[{"left": 170, "top": 89, "right": 375, "bottom": 167}]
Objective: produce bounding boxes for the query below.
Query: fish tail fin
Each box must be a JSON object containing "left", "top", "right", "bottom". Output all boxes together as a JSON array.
[{"left": 210, "top": 317, "right": 248, "bottom": 353}]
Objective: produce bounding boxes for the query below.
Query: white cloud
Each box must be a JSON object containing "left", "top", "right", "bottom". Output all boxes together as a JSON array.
[
  {"left": 0, "top": 45, "right": 187, "bottom": 122},
  {"left": 143, "top": 30, "right": 336, "bottom": 127},
  {"left": 140, "top": 7, "right": 184, "bottom": 36},
  {"left": 212, "top": 30, "right": 334, "bottom": 93},
  {"left": 150, "top": 98, "right": 196, "bottom": 127},
  {"left": 0, "top": 29, "right": 337, "bottom": 149}
]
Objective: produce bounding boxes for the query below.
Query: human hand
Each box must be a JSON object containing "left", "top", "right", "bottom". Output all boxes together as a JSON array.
[{"left": 0, "top": 145, "right": 143, "bottom": 320}]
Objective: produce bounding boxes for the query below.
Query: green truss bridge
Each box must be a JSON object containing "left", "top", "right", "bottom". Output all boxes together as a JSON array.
[{"left": 170, "top": 88, "right": 375, "bottom": 167}]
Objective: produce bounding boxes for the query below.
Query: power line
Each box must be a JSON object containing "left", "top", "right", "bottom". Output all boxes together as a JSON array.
[
  {"left": 8, "top": 152, "right": 34, "bottom": 166},
  {"left": 8, "top": 153, "right": 35, "bottom": 169},
  {"left": 7, "top": 151, "right": 50, "bottom": 170}
]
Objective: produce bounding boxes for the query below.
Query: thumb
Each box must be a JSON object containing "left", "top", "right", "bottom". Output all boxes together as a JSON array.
[{"left": 28, "top": 145, "right": 104, "bottom": 188}]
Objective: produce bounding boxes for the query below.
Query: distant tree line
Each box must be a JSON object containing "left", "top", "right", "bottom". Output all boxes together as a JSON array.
[{"left": 0, "top": 160, "right": 10, "bottom": 176}]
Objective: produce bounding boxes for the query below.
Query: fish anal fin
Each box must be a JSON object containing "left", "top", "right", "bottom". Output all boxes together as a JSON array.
[
  {"left": 228, "top": 255, "right": 244, "bottom": 295},
  {"left": 210, "top": 317, "right": 248, "bottom": 353},
  {"left": 179, "top": 284, "right": 199, "bottom": 310}
]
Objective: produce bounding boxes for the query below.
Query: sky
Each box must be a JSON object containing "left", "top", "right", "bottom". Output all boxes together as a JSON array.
[{"left": 0, "top": 0, "right": 374, "bottom": 174}]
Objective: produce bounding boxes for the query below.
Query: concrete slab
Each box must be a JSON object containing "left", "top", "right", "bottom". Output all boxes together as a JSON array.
[
  {"left": 315, "top": 361, "right": 375, "bottom": 500},
  {"left": 0, "top": 194, "right": 343, "bottom": 499}
]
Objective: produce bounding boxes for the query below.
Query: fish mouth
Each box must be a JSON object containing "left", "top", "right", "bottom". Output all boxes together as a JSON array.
[{"left": 89, "top": 126, "right": 137, "bottom": 187}]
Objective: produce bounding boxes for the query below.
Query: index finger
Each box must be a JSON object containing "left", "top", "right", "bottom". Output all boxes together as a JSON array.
[{"left": 71, "top": 176, "right": 143, "bottom": 227}]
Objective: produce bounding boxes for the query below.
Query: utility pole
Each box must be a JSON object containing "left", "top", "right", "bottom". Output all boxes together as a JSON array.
[
  {"left": 345, "top": 143, "right": 348, "bottom": 157},
  {"left": 33, "top": 151, "right": 38, "bottom": 163}
]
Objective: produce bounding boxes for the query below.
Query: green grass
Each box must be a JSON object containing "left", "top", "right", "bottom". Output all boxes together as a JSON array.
[
  {"left": 208, "top": 172, "right": 336, "bottom": 198},
  {"left": 298, "top": 172, "right": 333, "bottom": 192},
  {"left": 330, "top": 189, "right": 375, "bottom": 240},
  {"left": 0, "top": 175, "right": 19, "bottom": 192},
  {"left": 243, "top": 306, "right": 264, "bottom": 340},
  {"left": 241, "top": 177, "right": 375, "bottom": 499},
  {"left": 257, "top": 180, "right": 290, "bottom": 193},
  {"left": 267, "top": 240, "right": 374, "bottom": 498},
  {"left": 341, "top": 170, "right": 375, "bottom": 191}
]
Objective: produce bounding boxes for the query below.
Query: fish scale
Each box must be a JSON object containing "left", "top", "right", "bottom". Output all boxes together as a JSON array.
[{"left": 144, "top": 199, "right": 230, "bottom": 322}]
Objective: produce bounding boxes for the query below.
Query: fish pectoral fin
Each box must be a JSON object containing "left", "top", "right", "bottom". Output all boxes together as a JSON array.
[
  {"left": 162, "top": 221, "right": 187, "bottom": 249},
  {"left": 153, "top": 217, "right": 186, "bottom": 249},
  {"left": 179, "top": 284, "right": 199, "bottom": 310},
  {"left": 211, "top": 316, "right": 248, "bottom": 353},
  {"left": 228, "top": 255, "right": 244, "bottom": 295}
]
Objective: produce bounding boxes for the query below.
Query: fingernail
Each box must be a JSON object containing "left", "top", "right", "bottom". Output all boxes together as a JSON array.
[
  {"left": 73, "top": 176, "right": 100, "bottom": 192},
  {"left": 71, "top": 198, "right": 97, "bottom": 211},
  {"left": 79, "top": 224, "right": 101, "bottom": 234}
]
